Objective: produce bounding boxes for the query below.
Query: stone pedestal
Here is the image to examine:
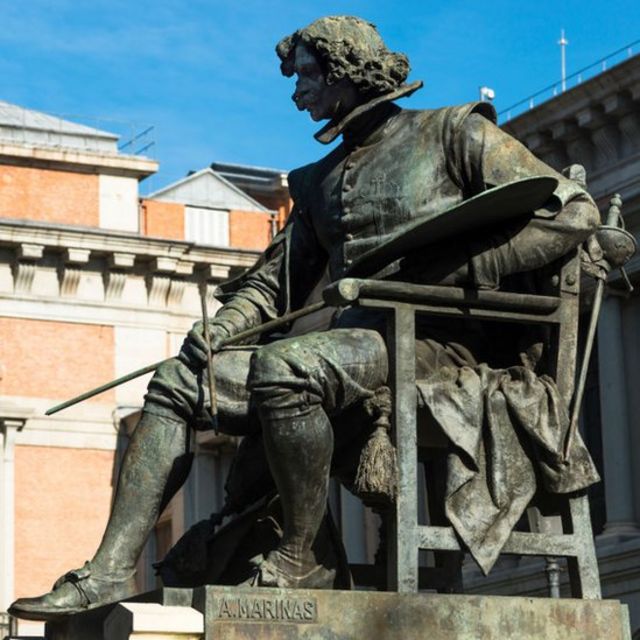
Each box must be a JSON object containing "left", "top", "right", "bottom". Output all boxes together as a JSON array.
[
  {"left": 105, "top": 602, "right": 203, "bottom": 639},
  {"left": 45, "top": 586, "right": 632, "bottom": 640}
]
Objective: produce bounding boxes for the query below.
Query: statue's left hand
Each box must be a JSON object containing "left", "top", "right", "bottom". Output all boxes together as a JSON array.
[{"left": 178, "top": 321, "right": 229, "bottom": 367}]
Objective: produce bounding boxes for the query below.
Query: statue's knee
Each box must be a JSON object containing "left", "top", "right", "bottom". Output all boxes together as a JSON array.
[
  {"left": 248, "top": 345, "right": 316, "bottom": 414},
  {"left": 145, "top": 355, "right": 202, "bottom": 425},
  {"left": 249, "top": 345, "right": 296, "bottom": 388},
  {"left": 149, "top": 357, "right": 180, "bottom": 390}
]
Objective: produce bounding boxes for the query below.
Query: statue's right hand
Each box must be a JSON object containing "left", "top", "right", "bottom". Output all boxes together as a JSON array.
[{"left": 178, "top": 321, "right": 229, "bottom": 367}]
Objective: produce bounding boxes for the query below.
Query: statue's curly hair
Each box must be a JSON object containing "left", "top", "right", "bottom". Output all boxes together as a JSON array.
[{"left": 276, "top": 16, "right": 410, "bottom": 98}]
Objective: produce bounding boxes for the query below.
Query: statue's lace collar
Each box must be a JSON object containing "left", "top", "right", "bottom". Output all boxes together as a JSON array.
[{"left": 314, "top": 80, "right": 423, "bottom": 145}]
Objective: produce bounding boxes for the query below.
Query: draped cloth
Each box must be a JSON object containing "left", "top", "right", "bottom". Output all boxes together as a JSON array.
[{"left": 416, "top": 364, "right": 599, "bottom": 574}]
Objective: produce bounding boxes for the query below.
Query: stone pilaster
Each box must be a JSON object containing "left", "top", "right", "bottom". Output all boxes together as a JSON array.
[
  {"left": 597, "top": 296, "right": 640, "bottom": 537},
  {"left": 0, "top": 417, "right": 26, "bottom": 610}
]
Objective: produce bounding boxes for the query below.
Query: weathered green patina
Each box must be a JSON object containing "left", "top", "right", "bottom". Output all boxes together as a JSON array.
[
  {"left": 44, "top": 586, "right": 633, "bottom": 640},
  {"left": 10, "top": 15, "right": 604, "bottom": 622}
]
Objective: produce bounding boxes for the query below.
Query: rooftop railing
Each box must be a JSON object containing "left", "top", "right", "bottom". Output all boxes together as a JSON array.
[
  {"left": 499, "top": 39, "right": 640, "bottom": 122},
  {"left": 0, "top": 108, "right": 155, "bottom": 158}
]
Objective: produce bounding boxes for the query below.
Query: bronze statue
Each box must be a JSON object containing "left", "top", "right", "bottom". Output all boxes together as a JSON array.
[{"left": 10, "top": 15, "right": 600, "bottom": 620}]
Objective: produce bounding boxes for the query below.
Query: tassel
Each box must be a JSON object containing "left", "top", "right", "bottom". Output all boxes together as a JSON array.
[{"left": 354, "top": 386, "right": 397, "bottom": 506}]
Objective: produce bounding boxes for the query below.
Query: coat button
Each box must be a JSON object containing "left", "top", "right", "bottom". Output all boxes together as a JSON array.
[
  {"left": 345, "top": 161, "right": 355, "bottom": 171},
  {"left": 345, "top": 258, "right": 353, "bottom": 266},
  {"left": 345, "top": 233, "right": 354, "bottom": 241},
  {"left": 343, "top": 206, "right": 351, "bottom": 215},
  {"left": 342, "top": 183, "right": 352, "bottom": 192}
]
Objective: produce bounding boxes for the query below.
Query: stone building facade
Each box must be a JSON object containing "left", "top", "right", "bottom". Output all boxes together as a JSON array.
[{"left": 463, "top": 53, "right": 640, "bottom": 633}]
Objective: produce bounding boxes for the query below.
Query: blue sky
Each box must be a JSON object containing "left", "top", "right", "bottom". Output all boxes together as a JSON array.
[{"left": 1, "top": 1, "right": 638, "bottom": 194}]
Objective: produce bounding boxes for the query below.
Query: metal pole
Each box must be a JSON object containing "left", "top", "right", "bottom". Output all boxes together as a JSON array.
[
  {"left": 199, "top": 283, "right": 218, "bottom": 433},
  {"left": 559, "top": 29, "right": 569, "bottom": 92}
]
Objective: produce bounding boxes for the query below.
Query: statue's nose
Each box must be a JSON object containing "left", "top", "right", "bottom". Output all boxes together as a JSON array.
[{"left": 292, "top": 89, "right": 306, "bottom": 108}]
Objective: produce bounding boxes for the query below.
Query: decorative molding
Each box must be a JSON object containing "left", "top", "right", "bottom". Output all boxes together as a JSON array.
[
  {"left": 176, "top": 261, "right": 194, "bottom": 276},
  {"left": 144, "top": 260, "right": 195, "bottom": 309},
  {"left": 64, "top": 248, "right": 91, "bottom": 264},
  {"left": 57, "top": 247, "right": 91, "bottom": 297},
  {"left": 0, "top": 141, "right": 158, "bottom": 179},
  {"left": 59, "top": 266, "right": 82, "bottom": 297},
  {"left": 104, "top": 270, "right": 127, "bottom": 302},
  {"left": 618, "top": 112, "right": 640, "bottom": 158},
  {"left": 0, "top": 220, "right": 258, "bottom": 312},
  {"left": 146, "top": 274, "right": 171, "bottom": 307},
  {"left": 153, "top": 257, "right": 178, "bottom": 274},
  {"left": 105, "top": 253, "right": 135, "bottom": 302},
  {"left": 1, "top": 417, "right": 27, "bottom": 432},
  {"left": 591, "top": 123, "right": 621, "bottom": 168},
  {"left": 146, "top": 257, "right": 177, "bottom": 306},
  {"left": 0, "top": 219, "right": 259, "bottom": 270},
  {"left": 12, "top": 243, "right": 44, "bottom": 294},
  {"left": 110, "top": 253, "right": 136, "bottom": 269},
  {"left": 167, "top": 280, "right": 187, "bottom": 308},
  {"left": 201, "top": 263, "right": 232, "bottom": 283},
  {"left": 502, "top": 55, "right": 640, "bottom": 202},
  {"left": 17, "top": 244, "right": 44, "bottom": 260},
  {"left": 12, "top": 261, "right": 37, "bottom": 294}
]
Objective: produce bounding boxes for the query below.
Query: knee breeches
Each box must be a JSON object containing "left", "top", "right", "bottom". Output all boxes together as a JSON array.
[{"left": 144, "top": 329, "right": 389, "bottom": 434}]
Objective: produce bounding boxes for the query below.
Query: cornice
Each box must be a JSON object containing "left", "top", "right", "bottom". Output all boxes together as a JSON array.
[
  {"left": 503, "top": 56, "right": 640, "bottom": 138},
  {"left": 0, "top": 142, "right": 158, "bottom": 178},
  {"left": 0, "top": 220, "right": 261, "bottom": 317},
  {"left": 0, "top": 219, "right": 259, "bottom": 269},
  {"left": 501, "top": 56, "right": 640, "bottom": 202}
]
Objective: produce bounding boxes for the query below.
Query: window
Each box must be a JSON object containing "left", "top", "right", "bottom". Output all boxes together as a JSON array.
[{"left": 184, "top": 206, "right": 229, "bottom": 247}]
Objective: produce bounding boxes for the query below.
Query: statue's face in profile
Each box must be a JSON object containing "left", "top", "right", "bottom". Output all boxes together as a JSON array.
[{"left": 292, "top": 43, "right": 360, "bottom": 122}]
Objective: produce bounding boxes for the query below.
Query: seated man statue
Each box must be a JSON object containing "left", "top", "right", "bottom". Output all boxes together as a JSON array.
[{"left": 10, "top": 15, "right": 600, "bottom": 620}]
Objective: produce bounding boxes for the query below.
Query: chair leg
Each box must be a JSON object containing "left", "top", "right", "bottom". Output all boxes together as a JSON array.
[
  {"left": 563, "top": 493, "right": 601, "bottom": 599},
  {"left": 387, "top": 305, "right": 419, "bottom": 593}
]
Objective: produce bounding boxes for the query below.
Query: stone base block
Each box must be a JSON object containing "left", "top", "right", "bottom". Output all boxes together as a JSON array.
[{"left": 45, "top": 586, "right": 632, "bottom": 640}]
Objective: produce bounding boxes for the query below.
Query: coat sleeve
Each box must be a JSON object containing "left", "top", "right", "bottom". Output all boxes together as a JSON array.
[
  {"left": 211, "top": 165, "right": 327, "bottom": 339},
  {"left": 419, "top": 109, "right": 600, "bottom": 289}
]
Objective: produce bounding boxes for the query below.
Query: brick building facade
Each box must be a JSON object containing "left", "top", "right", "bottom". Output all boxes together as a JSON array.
[{"left": 0, "top": 101, "right": 286, "bottom": 637}]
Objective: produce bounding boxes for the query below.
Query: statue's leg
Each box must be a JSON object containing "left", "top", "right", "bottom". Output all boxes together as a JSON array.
[
  {"left": 9, "top": 349, "right": 256, "bottom": 620},
  {"left": 90, "top": 411, "right": 189, "bottom": 574},
  {"left": 248, "top": 328, "right": 388, "bottom": 587},
  {"left": 259, "top": 405, "right": 334, "bottom": 583}
]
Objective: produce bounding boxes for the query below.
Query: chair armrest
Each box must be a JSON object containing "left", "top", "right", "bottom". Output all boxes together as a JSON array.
[{"left": 323, "top": 278, "right": 561, "bottom": 316}]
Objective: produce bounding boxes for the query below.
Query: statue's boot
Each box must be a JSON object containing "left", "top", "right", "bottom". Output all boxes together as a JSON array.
[
  {"left": 253, "top": 405, "right": 337, "bottom": 588},
  {"left": 9, "top": 411, "right": 190, "bottom": 621}
]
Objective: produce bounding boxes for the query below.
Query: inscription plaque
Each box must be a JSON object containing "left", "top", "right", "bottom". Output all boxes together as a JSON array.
[{"left": 214, "top": 595, "right": 317, "bottom": 623}]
